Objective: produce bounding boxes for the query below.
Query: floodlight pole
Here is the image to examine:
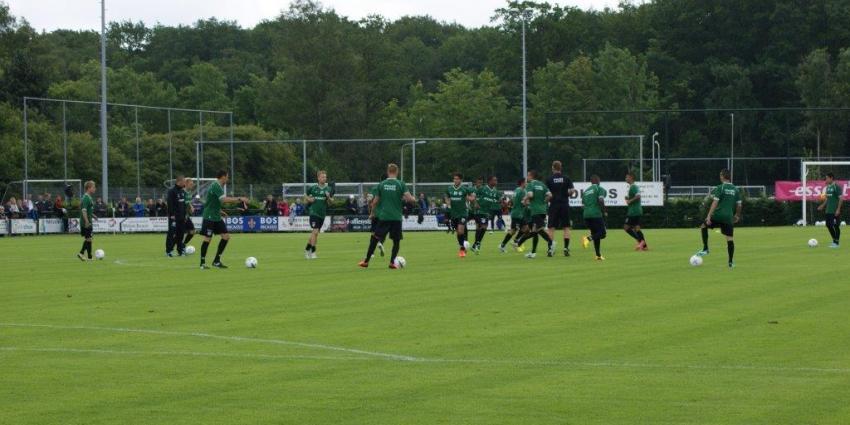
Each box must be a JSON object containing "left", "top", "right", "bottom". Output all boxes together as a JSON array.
[
  {"left": 302, "top": 140, "right": 307, "bottom": 194},
  {"left": 521, "top": 17, "right": 529, "bottom": 178},
  {"left": 730, "top": 113, "right": 735, "bottom": 182},
  {"left": 135, "top": 107, "right": 140, "bottom": 197},
  {"left": 167, "top": 109, "right": 172, "bottom": 181},
  {"left": 23, "top": 98, "right": 28, "bottom": 197},
  {"left": 62, "top": 101, "right": 68, "bottom": 181},
  {"left": 229, "top": 112, "right": 234, "bottom": 195},
  {"left": 639, "top": 135, "right": 644, "bottom": 181},
  {"left": 100, "top": 0, "right": 109, "bottom": 202},
  {"left": 651, "top": 132, "right": 659, "bottom": 181}
]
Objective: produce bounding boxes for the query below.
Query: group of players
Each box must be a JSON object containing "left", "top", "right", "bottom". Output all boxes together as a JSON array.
[{"left": 74, "top": 160, "right": 843, "bottom": 270}]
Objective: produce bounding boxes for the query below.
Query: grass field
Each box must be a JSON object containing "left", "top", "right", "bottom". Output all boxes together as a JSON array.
[{"left": 1, "top": 227, "right": 849, "bottom": 424}]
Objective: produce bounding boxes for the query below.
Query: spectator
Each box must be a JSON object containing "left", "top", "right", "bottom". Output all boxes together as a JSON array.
[
  {"left": 156, "top": 199, "right": 167, "bottom": 217},
  {"left": 7, "top": 197, "right": 20, "bottom": 218},
  {"left": 43, "top": 194, "right": 53, "bottom": 218},
  {"left": 116, "top": 197, "right": 130, "bottom": 217},
  {"left": 417, "top": 193, "right": 428, "bottom": 214},
  {"left": 346, "top": 195, "right": 358, "bottom": 215},
  {"left": 94, "top": 197, "right": 108, "bottom": 217},
  {"left": 133, "top": 197, "right": 145, "bottom": 217},
  {"left": 36, "top": 194, "right": 49, "bottom": 216},
  {"left": 357, "top": 195, "right": 368, "bottom": 215},
  {"left": 294, "top": 198, "right": 305, "bottom": 216},
  {"left": 262, "top": 195, "right": 278, "bottom": 216},
  {"left": 0, "top": 205, "right": 5, "bottom": 219},
  {"left": 22, "top": 194, "right": 33, "bottom": 215},
  {"left": 237, "top": 197, "right": 250, "bottom": 216},
  {"left": 277, "top": 199, "right": 290, "bottom": 217},
  {"left": 54, "top": 195, "right": 68, "bottom": 232},
  {"left": 191, "top": 195, "right": 203, "bottom": 216},
  {"left": 146, "top": 199, "right": 157, "bottom": 217}
]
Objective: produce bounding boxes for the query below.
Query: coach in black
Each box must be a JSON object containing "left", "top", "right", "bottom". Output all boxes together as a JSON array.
[
  {"left": 166, "top": 176, "right": 187, "bottom": 257},
  {"left": 546, "top": 161, "right": 577, "bottom": 257}
]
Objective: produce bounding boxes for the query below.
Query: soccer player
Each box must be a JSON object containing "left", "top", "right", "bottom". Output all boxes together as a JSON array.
[
  {"left": 818, "top": 172, "right": 843, "bottom": 248},
  {"left": 77, "top": 180, "right": 97, "bottom": 261},
  {"left": 500, "top": 178, "right": 530, "bottom": 252},
  {"left": 166, "top": 176, "right": 187, "bottom": 257},
  {"left": 624, "top": 172, "right": 648, "bottom": 251},
  {"left": 182, "top": 178, "right": 197, "bottom": 247},
  {"left": 697, "top": 169, "right": 742, "bottom": 268},
  {"left": 546, "top": 160, "right": 577, "bottom": 256},
  {"left": 199, "top": 170, "right": 246, "bottom": 269},
  {"left": 359, "top": 163, "right": 416, "bottom": 269},
  {"left": 445, "top": 172, "right": 476, "bottom": 257},
  {"left": 369, "top": 173, "right": 389, "bottom": 257},
  {"left": 518, "top": 170, "right": 554, "bottom": 259},
  {"left": 581, "top": 175, "right": 608, "bottom": 261},
  {"left": 471, "top": 176, "right": 500, "bottom": 254},
  {"left": 304, "top": 170, "right": 333, "bottom": 259}
]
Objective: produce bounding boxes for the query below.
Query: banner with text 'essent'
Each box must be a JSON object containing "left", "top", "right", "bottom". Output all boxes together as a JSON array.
[{"left": 774, "top": 181, "right": 850, "bottom": 201}]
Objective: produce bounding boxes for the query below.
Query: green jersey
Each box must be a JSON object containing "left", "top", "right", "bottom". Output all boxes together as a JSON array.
[
  {"left": 476, "top": 185, "right": 501, "bottom": 214},
  {"left": 825, "top": 182, "right": 843, "bottom": 215},
  {"left": 80, "top": 193, "right": 94, "bottom": 227},
  {"left": 710, "top": 182, "right": 741, "bottom": 224},
  {"left": 183, "top": 189, "right": 192, "bottom": 218},
  {"left": 376, "top": 178, "right": 408, "bottom": 222},
  {"left": 307, "top": 184, "right": 332, "bottom": 218},
  {"left": 446, "top": 184, "right": 472, "bottom": 219},
  {"left": 510, "top": 187, "right": 526, "bottom": 219},
  {"left": 526, "top": 180, "right": 550, "bottom": 216},
  {"left": 203, "top": 181, "right": 225, "bottom": 221},
  {"left": 582, "top": 184, "right": 606, "bottom": 219},
  {"left": 626, "top": 184, "right": 643, "bottom": 217}
]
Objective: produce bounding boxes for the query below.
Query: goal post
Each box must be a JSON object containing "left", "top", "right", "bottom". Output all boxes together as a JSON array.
[{"left": 801, "top": 161, "right": 850, "bottom": 226}]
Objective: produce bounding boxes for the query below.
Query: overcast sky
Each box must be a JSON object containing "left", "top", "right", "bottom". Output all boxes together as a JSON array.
[{"left": 9, "top": 0, "right": 626, "bottom": 32}]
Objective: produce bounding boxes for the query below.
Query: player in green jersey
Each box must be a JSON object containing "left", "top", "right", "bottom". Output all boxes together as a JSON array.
[
  {"left": 200, "top": 170, "right": 247, "bottom": 269},
  {"left": 471, "top": 176, "right": 500, "bottom": 253},
  {"left": 77, "top": 180, "right": 97, "bottom": 261},
  {"left": 517, "top": 170, "right": 554, "bottom": 259},
  {"left": 445, "top": 172, "right": 476, "bottom": 258},
  {"left": 368, "top": 173, "right": 388, "bottom": 257},
  {"left": 624, "top": 172, "right": 648, "bottom": 251},
  {"left": 818, "top": 172, "right": 843, "bottom": 248},
  {"left": 499, "top": 178, "right": 530, "bottom": 253},
  {"left": 697, "top": 169, "right": 742, "bottom": 268},
  {"left": 304, "top": 170, "right": 334, "bottom": 259},
  {"left": 580, "top": 175, "right": 608, "bottom": 260},
  {"left": 360, "top": 163, "right": 416, "bottom": 269}
]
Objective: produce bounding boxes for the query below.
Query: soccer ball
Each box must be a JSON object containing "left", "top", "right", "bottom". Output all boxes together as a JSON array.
[
  {"left": 463, "top": 240, "right": 471, "bottom": 250},
  {"left": 245, "top": 257, "right": 258, "bottom": 268},
  {"left": 394, "top": 256, "right": 406, "bottom": 268},
  {"left": 184, "top": 245, "right": 196, "bottom": 255},
  {"left": 94, "top": 249, "right": 105, "bottom": 260},
  {"left": 689, "top": 255, "right": 703, "bottom": 267},
  {"left": 808, "top": 238, "right": 819, "bottom": 248}
]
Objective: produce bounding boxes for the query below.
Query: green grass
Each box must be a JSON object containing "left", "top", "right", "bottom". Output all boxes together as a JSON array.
[{"left": 1, "top": 227, "right": 849, "bottom": 424}]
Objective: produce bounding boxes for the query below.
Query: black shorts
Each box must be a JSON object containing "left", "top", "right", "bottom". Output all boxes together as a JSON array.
[
  {"left": 309, "top": 216, "right": 324, "bottom": 230},
  {"left": 530, "top": 214, "right": 547, "bottom": 230},
  {"left": 826, "top": 214, "right": 841, "bottom": 228},
  {"left": 375, "top": 220, "right": 403, "bottom": 241},
  {"left": 547, "top": 202, "right": 571, "bottom": 229},
  {"left": 80, "top": 225, "right": 92, "bottom": 239},
  {"left": 707, "top": 221, "right": 734, "bottom": 237},
  {"left": 201, "top": 219, "right": 227, "bottom": 237},
  {"left": 510, "top": 217, "right": 525, "bottom": 230},
  {"left": 371, "top": 217, "right": 380, "bottom": 233},
  {"left": 625, "top": 216, "right": 642, "bottom": 227},
  {"left": 450, "top": 217, "right": 468, "bottom": 229},
  {"left": 184, "top": 218, "right": 195, "bottom": 232},
  {"left": 585, "top": 217, "right": 607, "bottom": 236},
  {"left": 473, "top": 213, "right": 489, "bottom": 226}
]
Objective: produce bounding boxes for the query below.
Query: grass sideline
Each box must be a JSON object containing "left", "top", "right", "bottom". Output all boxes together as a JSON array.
[{"left": 1, "top": 228, "right": 849, "bottom": 424}]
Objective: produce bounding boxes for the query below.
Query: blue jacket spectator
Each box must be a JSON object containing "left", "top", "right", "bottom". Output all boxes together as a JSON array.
[{"left": 132, "top": 197, "right": 145, "bottom": 217}]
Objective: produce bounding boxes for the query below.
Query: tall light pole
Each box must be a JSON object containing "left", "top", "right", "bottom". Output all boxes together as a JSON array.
[
  {"left": 100, "top": 0, "right": 109, "bottom": 202},
  {"left": 400, "top": 140, "right": 427, "bottom": 182},
  {"left": 521, "top": 16, "right": 529, "bottom": 178},
  {"left": 651, "top": 132, "right": 660, "bottom": 181},
  {"left": 730, "top": 113, "right": 735, "bottom": 182}
]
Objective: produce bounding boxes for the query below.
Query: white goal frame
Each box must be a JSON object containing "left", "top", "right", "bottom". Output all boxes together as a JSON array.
[{"left": 801, "top": 161, "right": 850, "bottom": 226}]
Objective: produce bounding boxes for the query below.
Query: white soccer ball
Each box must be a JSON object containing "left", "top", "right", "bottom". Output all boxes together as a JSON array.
[
  {"left": 394, "top": 256, "right": 406, "bottom": 268},
  {"left": 808, "top": 238, "right": 819, "bottom": 248},
  {"left": 463, "top": 240, "right": 471, "bottom": 250},
  {"left": 245, "top": 257, "right": 258, "bottom": 268},
  {"left": 689, "top": 255, "right": 703, "bottom": 267},
  {"left": 94, "top": 249, "right": 105, "bottom": 260}
]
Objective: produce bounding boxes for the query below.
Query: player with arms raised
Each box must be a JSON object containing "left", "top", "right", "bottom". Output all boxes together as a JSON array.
[
  {"left": 200, "top": 170, "right": 246, "bottom": 270},
  {"left": 581, "top": 175, "right": 608, "bottom": 261},
  {"left": 77, "top": 180, "right": 97, "bottom": 261},
  {"left": 546, "top": 160, "right": 576, "bottom": 256},
  {"left": 624, "top": 172, "right": 648, "bottom": 250},
  {"left": 697, "top": 169, "right": 742, "bottom": 268},
  {"left": 359, "top": 163, "right": 415, "bottom": 269},
  {"left": 818, "top": 172, "right": 842, "bottom": 248},
  {"left": 304, "top": 170, "right": 333, "bottom": 259},
  {"left": 445, "top": 172, "right": 476, "bottom": 257}
]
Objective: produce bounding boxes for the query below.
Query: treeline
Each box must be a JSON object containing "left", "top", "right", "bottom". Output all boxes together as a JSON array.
[{"left": 2, "top": 0, "right": 850, "bottom": 189}]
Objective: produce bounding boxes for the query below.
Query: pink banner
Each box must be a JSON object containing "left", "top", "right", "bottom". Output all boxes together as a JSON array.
[{"left": 774, "top": 180, "right": 850, "bottom": 201}]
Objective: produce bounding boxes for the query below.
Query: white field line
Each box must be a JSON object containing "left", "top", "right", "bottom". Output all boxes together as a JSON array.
[
  {"left": 0, "top": 323, "right": 419, "bottom": 361},
  {"left": 3, "top": 323, "right": 849, "bottom": 374}
]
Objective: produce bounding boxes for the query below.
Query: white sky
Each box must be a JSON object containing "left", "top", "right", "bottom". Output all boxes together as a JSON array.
[{"left": 9, "top": 0, "right": 627, "bottom": 32}]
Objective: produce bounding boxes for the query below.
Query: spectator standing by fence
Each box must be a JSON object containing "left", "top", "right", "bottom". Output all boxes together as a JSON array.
[
  {"left": 133, "top": 198, "right": 145, "bottom": 217},
  {"left": 263, "top": 195, "right": 278, "bottom": 216},
  {"left": 156, "top": 199, "right": 168, "bottom": 217},
  {"left": 54, "top": 195, "right": 68, "bottom": 232},
  {"left": 278, "top": 199, "right": 290, "bottom": 217},
  {"left": 116, "top": 197, "right": 129, "bottom": 217}
]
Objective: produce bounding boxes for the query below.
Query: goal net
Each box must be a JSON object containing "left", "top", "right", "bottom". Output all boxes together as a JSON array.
[{"left": 800, "top": 161, "right": 850, "bottom": 226}]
